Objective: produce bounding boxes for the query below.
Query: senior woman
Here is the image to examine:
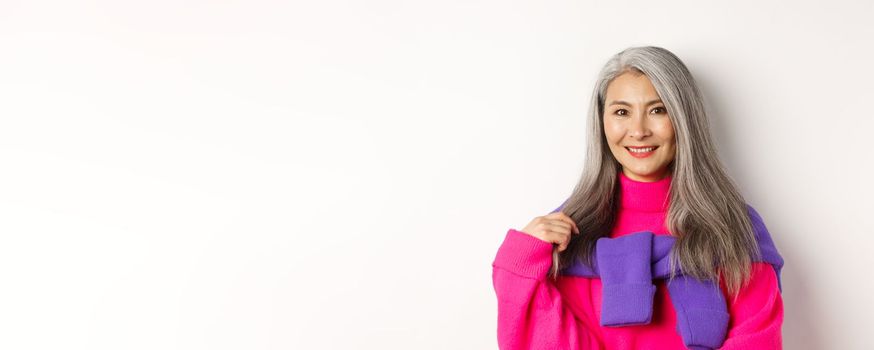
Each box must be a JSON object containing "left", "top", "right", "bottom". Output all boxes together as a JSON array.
[{"left": 491, "top": 46, "right": 784, "bottom": 350}]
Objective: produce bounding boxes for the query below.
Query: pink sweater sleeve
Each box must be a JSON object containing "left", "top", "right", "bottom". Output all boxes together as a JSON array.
[
  {"left": 491, "top": 228, "right": 595, "bottom": 350},
  {"left": 717, "top": 262, "right": 784, "bottom": 349}
]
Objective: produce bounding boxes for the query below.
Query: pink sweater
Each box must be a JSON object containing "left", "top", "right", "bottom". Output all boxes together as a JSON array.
[{"left": 491, "top": 171, "right": 783, "bottom": 349}]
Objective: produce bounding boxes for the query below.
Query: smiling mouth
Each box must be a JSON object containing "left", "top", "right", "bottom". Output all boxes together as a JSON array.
[
  {"left": 625, "top": 146, "right": 658, "bottom": 158},
  {"left": 625, "top": 146, "right": 658, "bottom": 153}
]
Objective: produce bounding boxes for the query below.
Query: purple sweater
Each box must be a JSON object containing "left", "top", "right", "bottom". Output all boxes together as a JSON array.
[{"left": 552, "top": 203, "right": 784, "bottom": 350}]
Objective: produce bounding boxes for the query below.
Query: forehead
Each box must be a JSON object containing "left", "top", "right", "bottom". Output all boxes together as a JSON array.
[{"left": 605, "top": 72, "right": 660, "bottom": 99}]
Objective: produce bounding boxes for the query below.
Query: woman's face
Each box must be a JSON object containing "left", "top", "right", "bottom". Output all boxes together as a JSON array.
[{"left": 602, "top": 71, "right": 676, "bottom": 182}]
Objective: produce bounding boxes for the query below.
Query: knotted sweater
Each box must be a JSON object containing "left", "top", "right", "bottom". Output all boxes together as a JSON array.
[{"left": 491, "top": 171, "right": 785, "bottom": 349}]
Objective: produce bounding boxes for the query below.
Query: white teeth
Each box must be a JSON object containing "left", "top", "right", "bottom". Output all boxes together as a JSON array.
[{"left": 628, "top": 147, "right": 655, "bottom": 153}]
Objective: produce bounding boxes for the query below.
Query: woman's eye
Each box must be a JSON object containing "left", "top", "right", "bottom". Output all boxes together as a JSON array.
[
  {"left": 651, "top": 107, "right": 665, "bottom": 114},
  {"left": 615, "top": 109, "right": 628, "bottom": 116}
]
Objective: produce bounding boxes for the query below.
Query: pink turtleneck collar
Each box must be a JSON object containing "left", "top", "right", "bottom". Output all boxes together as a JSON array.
[{"left": 618, "top": 171, "right": 672, "bottom": 212}]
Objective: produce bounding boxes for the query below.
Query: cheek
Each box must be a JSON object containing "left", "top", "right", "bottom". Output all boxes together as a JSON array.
[
  {"left": 663, "top": 138, "right": 677, "bottom": 159},
  {"left": 655, "top": 121, "right": 675, "bottom": 141},
  {"left": 603, "top": 119, "right": 622, "bottom": 141}
]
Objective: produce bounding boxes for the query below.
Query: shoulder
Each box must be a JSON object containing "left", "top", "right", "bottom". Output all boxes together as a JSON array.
[
  {"left": 744, "top": 203, "right": 765, "bottom": 226},
  {"left": 744, "top": 203, "right": 771, "bottom": 243},
  {"left": 743, "top": 203, "right": 785, "bottom": 278}
]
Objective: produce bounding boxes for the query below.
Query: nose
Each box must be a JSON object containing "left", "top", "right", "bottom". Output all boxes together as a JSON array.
[{"left": 628, "top": 112, "right": 652, "bottom": 139}]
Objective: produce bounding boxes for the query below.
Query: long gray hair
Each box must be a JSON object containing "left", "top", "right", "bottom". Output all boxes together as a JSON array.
[{"left": 552, "top": 46, "right": 760, "bottom": 295}]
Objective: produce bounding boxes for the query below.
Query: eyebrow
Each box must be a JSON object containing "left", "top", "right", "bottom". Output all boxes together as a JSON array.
[{"left": 607, "top": 99, "right": 663, "bottom": 107}]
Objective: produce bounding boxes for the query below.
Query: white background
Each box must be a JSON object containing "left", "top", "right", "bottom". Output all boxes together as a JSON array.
[{"left": 1, "top": 1, "right": 872, "bottom": 349}]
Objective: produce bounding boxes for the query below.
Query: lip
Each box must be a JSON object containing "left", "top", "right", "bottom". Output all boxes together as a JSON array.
[{"left": 625, "top": 145, "right": 658, "bottom": 158}]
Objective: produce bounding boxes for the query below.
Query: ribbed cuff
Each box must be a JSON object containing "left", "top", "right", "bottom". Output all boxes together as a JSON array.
[
  {"left": 599, "top": 283, "right": 657, "bottom": 326},
  {"left": 491, "top": 228, "right": 554, "bottom": 280},
  {"left": 677, "top": 308, "right": 730, "bottom": 349}
]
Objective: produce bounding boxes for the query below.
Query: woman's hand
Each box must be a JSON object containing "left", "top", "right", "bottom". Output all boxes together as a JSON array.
[{"left": 519, "top": 212, "right": 580, "bottom": 252}]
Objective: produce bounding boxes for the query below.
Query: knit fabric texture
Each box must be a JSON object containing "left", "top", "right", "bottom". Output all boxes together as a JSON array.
[{"left": 491, "top": 171, "right": 785, "bottom": 349}]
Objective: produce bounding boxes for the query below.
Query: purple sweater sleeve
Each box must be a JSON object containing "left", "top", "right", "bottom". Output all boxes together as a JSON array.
[
  {"left": 491, "top": 228, "right": 598, "bottom": 350},
  {"left": 595, "top": 231, "right": 657, "bottom": 326}
]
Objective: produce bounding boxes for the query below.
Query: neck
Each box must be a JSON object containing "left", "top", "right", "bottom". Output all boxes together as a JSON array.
[{"left": 618, "top": 170, "right": 672, "bottom": 212}]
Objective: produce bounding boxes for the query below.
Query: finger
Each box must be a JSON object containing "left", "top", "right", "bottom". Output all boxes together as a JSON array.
[
  {"left": 547, "top": 212, "right": 580, "bottom": 234},
  {"left": 543, "top": 220, "right": 573, "bottom": 235},
  {"left": 559, "top": 234, "right": 570, "bottom": 251},
  {"left": 551, "top": 239, "right": 566, "bottom": 252},
  {"left": 544, "top": 227, "right": 571, "bottom": 251},
  {"left": 538, "top": 226, "right": 561, "bottom": 246}
]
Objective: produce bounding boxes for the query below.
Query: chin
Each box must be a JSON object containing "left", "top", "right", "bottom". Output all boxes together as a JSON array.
[{"left": 624, "top": 165, "right": 662, "bottom": 177}]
